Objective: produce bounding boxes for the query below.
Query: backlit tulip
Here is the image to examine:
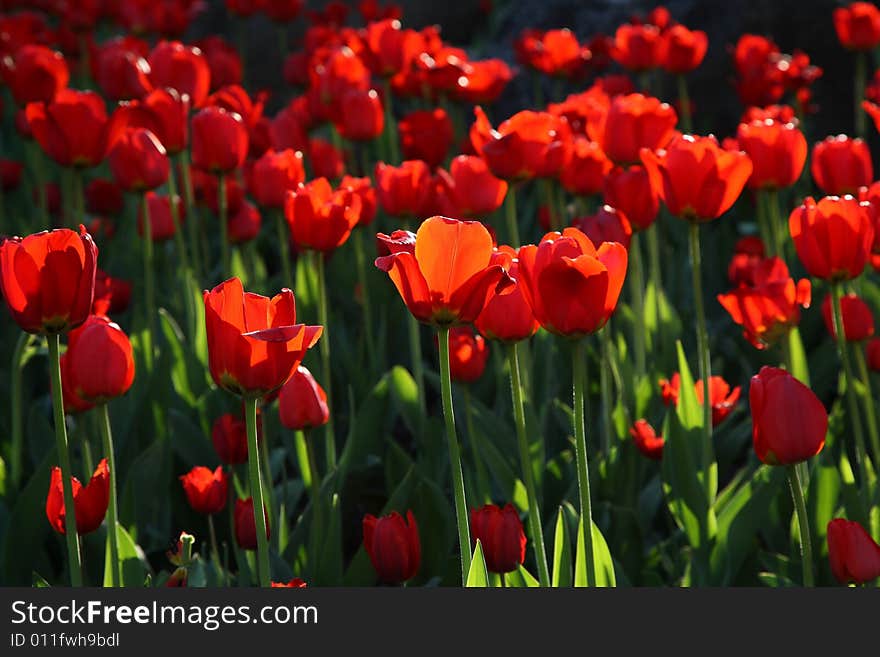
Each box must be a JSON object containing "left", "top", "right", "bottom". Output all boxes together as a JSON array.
[
  {"left": 335, "top": 88, "right": 384, "bottom": 141},
  {"left": 234, "top": 497, "right": 270, "bottom": 550},
  {"left": 60, "top": 352, "right": 94, "bottom": 415},
  {"left": 0, "top": 227, "right": 97, "bottom": 335},
  {"left": 46, "top": 459, "right": 109, "bottom": 535},
  {"left": 611, "top": 23, "right": 661, "bottom": 72},
  {"left": 517, "top": 227, "right": 627, "bottom": 338},
  {"left": 590, "top": 93, "right": 677, "bottom": 165},
  {"left": 833, "top": 2, "right": 880, "bottom": 50},
  {"left": 196, "top": 35, "right": 242, "bottom": 91},
  {"left": 138, "top": 193, "right": 184, "bottom": 242},
  {"left": 180, "top": 466, "right": 228, "bottom": 515},
  {"left": 66, "top": 315, "right": 135, "bottom": 403},
  {"left": 445, "top": 326, "right": 489, "bottom": 383},
  {"left": 514, "top": 28, "right": 591, "bottom": 79},
  {"left": 750, "top": 366, "right": 828, "bottom": 465},
  {"left": 660, "top": 24, "right": 708, "bottom": 74},
  {"left": 470, "top": 504, "right": 526, "bottom": 574},
  {"left": 340, "top": 175, "right": 377, "bottom": 226},
  {"left": 827, "top": 518, "right": 880, "bottom": 584},
  {"left": 285, "top": 178, "right": 361, "bottom": 253},
  {"left": 727, "top": 236, "right": 766, "bottom": 285},
  {"left": 659, "top": 373, "right": 742, "bottom": 426},
  {"left": 736, "top": 119, "right": 807, "bottom": 190},
  {"left": 108, "top": 87, "right": 190, "bottom": 156},
  {"left": 308, "top": 47, "right": 371, "bottom": 123},
  {"left": 375, "top": 216, "right": 513, "bottom": 326},
  {"left": 212, "top": 413, "right": 249, "bottom": 465},
  {"left": 93, "top": 39, "right": 153, "bottom": 102},
  {"left": 191, "top": 106, "right": 249, "bottom": 173},
  {"left": 271, "top": 579, "right": 308, "bottom": 588},
  {"left": 93, "top": 269, "right": 132, "bottom": 316},
  {"left": 1, "top": 44, "right": 69, "bottom": 106},
  {"left": 603, "top": 165, "right": 659, "bottom": 231},
  {"left": 455, "top": 58, "right": 514, "bottom": 105},
  {"left": 475, "top": 247, "right": 539, "bottom": 343},
  {"left": 147, "top": 40, "right": 211, "bottom": 108},
  {"left": 375, "top": 160, "right": 431, "bottom": 218},
  {"left": 630, "top": 420, "right": 664, "bottom": 460},
  {"left": 364, "top": 19, "right": 424, "bottom": 77},
  {"left": 572, "top": 205, "right": 633, "bottom": 251},
  {"left": 278, "top": 365, "right": 329, "bottom": 431},
  {"left": 228, "top": 200, "right": 262, "bottom": 244},
  {"left": 821, "top": 293, "right": 875, "bottom": 341},
  {"left": 308, "top": 137, "right": 345, "bottom": 179},
  {"left": 398, "top": 108, "right": 454, "bottom": 169},
  {"left": 25, "top": 89, "right": 110, "bottom": 167},
  {"left": 560, "top": 137, "right": 613, "bottom": 197},
  {"left": 203, "top": 277, "right": 322, "bottom": 398},
  {"left": 261, "top": 0, "right": 303, "bottom": 22},
  {"left": 641, "top": 134, "right": 752, "bottom": 222},
  {"left": 789, "top": 195, "right": 873, "bottom": 281},
  {"left": 445, "top": 155, "right": 508, "bottom": 218},
  {"left": 250, "top": 149, "right": 305, "bottom": 209},
  {"left": 108, "top": 128, "right": 170, "bottom": 192},
  {"left": 362, "top": 510, "right": 421, "bottom": 584},
  {"left": 811, "top": 135, "right": 872, "bottom": 196}
]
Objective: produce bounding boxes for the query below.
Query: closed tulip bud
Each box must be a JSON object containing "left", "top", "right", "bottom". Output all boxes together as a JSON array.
[
  {"left": 833, "top": 2, "right": 880, "bottom": 50},
  {"left": 0, "top": 227, "right": 97, "bottom": 335},
  {"left": 147, "top": 40, "right": 211, "bottom": 108},
  {"left": 66, "top": 315, "right": 135, "bottom": 403},
  {"left": 660, "top": 24, "right": 708, "bottom": 74},
  {"left": 375, "top": 160, "right": 432, "bottom": 218},
  {"left": 46, "top": 459, "right": 110, "bottom": 535},
  {"left": 138, "top": 193, "right": 185, "bottom": 242},
  {"left": 92, "top": 269, "right": 131, "bottom": 317},
  {"left": 25, "top": 89, "right": 110, "bottom": 168},
  {"left": 278, "top": 365, "right": 329, "bottom": 431},
  {"left": 363, "top": 510, "right": 421, "bottom": 584},
  {"left": 811, "top": 135, "right": 872, "bottom": 195},
  {"left": 789, "top": 195, "right": 873, "bottom": 281},
  {"left": 94, "top": 40, "right": 153, "bottom": 102},
  {"left": 611, "top": 23, "right": 662, "bottom": 72},
  {"left": 60, "top": 352, "right": 95, "bottom": 415},
  {"left": 443, "top": 326, "right": 489, "bottom": 383},
  {"left": 572, "top": 205, "right": 633, "bottom": 250},
  {"left": 109, "top": 127, "right": 170, "bottom": 192},
  {"left": 212, "top": 413, "right": 250, "bottom": 465},
  {"left": 514, "top": 28, "right": 591, "bottom": 79},
  {"left": 827, "top": 518, "right": 880, "bottom": 584},
  {"left": 560, "top": 137, "right": 614, "bottom": 197},
  {"left": 750, "top": 366, "right": 828, "bottom": 465},
  {"left": 603, "top": 165, "right": 659, "bottom": 231},
  {"left": 191, "top": 106, "right": 249, "bottom": 173},
  {"left": 335, "top": 88, "right": 384, "bottom": 141},
  {"left": 592, "top": 93, "right": 678, "bottom": 166},
  {"left": 736, "top": 119, "right": 807, "bottom": 190},
  {"left": 867, "top": 337, "right": 880, "bottom": 371},
  {"left": 727, "top": 236, "right": 767, "bottom": 285},
  {"left": 234, "top": 497, "right": 270, "bottom": 550},
  {"left": 340, "top": 175, "right": 377, "bottom": 226},
  {"left": 108, "top": 87, "right": 190, "bottom": 156},
  {"left": 470, "top": 504, "right": 526, "bottom": 574},
  {"left": 1, "top": 44, "right": 69, "bottom": 106},
  {"left": 250, "top": 149, "right": 305, "bottom": 209},
  {"left": 630, "top": 419, "right": 664, "bottom": 460},
  {"left": 445, "top": 155, "right": 508, "bottom": 218},
  {"left": 399, "top": 108, "right": 454, "bottom": 168},
  {"left": 228, "top": 200, "right": 262, "bottom": 244},
  {"left": 284, "top": 178, "right": 361, "bottom": 253},
  {"left": 180, "top": 466, "right": 228, "bottom": 515},
  {"left": 307, "top": 137, "right": 346, "bottom": 179},
  {"left": 821, "top": 293, "right": 875, "bottom": 341},
  {"left": 475, "top": 247, "right": 539, "bottom": 343}
]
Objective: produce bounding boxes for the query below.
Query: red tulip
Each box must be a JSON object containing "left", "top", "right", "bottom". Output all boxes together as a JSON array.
[
  {"left": 630, "top": 419, "right": 664, "bottom": 460},
  {"left": 444, "top": 155, "right": 508, "bottom": 218},
  {"left": 284, "top": 178, "right": 361, "bottom": 253},
  {"left": 374, "top": 160, "right": 432, "bottom": 218},
  {"left": 340, "top": 175, "right": 377, "bottom": 226},
  {"left": 1, "top": 159, "right": 23, "bottom": 191},
  {"left": 727, "top": 236, "right": 766, "bottom": 285},
  {"left": 335, "top": 88, "right": 384, "bottom": 142},
  {"left": 203, "top": 277, "right": 322, "bottom": 398},
  {"left": 475, "top": 246, "right": 539, "bottom": 343},
  {"left": 789, "top": 195, "right": 873, "bottom": 281},
  {"left": 234, "top": 497, "right": 270, "bottom": 550},
  {"left": 603, "top": 165, "right": 659, "bottom": 231},
  {"left": 195, "top": 35, "right": 242, "bottom": 91},
  {"left": 375, "top": 217, "right": 513, "bottom": 326},
  {"left": 261, "top": 0, "right": 303, "bottom": 22},
  {"left": 191, "top": 106, "right": 249, "bottom": 173},
  {"left": 180, "top": 466, "right": 228, "bottom": 515},
  {"left": 811, "top": 135, "right": 873, "bottom": 196},
  {"left": 517, "top": 227, "right": 627, "bottom": 337},
  {"left": 659, "top": 373, "right": 742, "bottom": 426},
  {"left": 717, "top": 256, "right": 811, "bottom": 349},
  {"left": 611, "top": 23, "right": 661, "bottom": 72},
  {"left": 93, "top": 38, "right": 153, "bottom": 102},
  {"left": 454, "top": 58, "right": 514, "bottom": 105},
  {"left": 821, "top": 292, "right": 875, "bottom": 341},
  {"left": 399, "top": 108, "right": 454, "bottom": 169},
  {"left": 92, "top": 269, "right": 132, "bottom": 316},
  {"left": 589, "top": 93, "right": 677, "bottom": 166},
  {"left": 750, "top": 366, "right": 828, "bottom": 465},
  {"left": 147, "top": 40, "right": 211, "bottom": 108},
  {"left": 66, "top": 315, "right": 135, "bottom": 403},
  {"left": 270, "top": 579, "right": 308, "bottom": 587},
  {"left": 362, "top": 510, "right": 421, "bottom": 584},
  {"left": 85, "top": 179, "right": 125, "bottom": 217},
  {"left": 1, "top": 44, "right": 69, "bottom": 106},
  {"left": 25, "top": 89, "right": 110, "bottom": 167},
  {"left": 278, "top": 365, "right": 329, "bottom": 431},
  {"left": 444, "top": 326, "right": 489, "bottom": 383},
  {"left": 138, "top": 193, "right": 185, "bottom": 242},
  {"left": 560, "top": 137, "right": 614, "bottom": 197},
  {"left": 0, "top": 227, "right": 97, "bottom": 335},
  {"left": 307, "top": 137, "right": 345, "bottom": 179},
  {"left": 227, "top": 200, "right": 262, "bottom": 244},
  {"left": 226, "top": 0, "right": 260, "bottom": 17},
  {"left": 108, "top": 87, "right": 190, "bottom": 156},
  {"left": 470, "top": 503, "right": 526, "bottom": 574},
  {"left": 212, "top": 413, "right": 249, "bottom": 465},
  {"left": 250, "top": 149, "right": 305, "bottom": 209},
  {"left": 46, "top": 458, "right": 109, "bottom": 535},
  {"left": 364, "top": 19, "right": 424, "bottom": 77},
  {"left": 641, "top": 134, "right": 752, "bottom": 222},
  {"left": 660, "top": 24, "right": 708, "bottom": 74},
  {"left": 108, "top": 127, "right": 170, "bottom": 192},
  {"left": 736, "top": 119, "right": 807, "bottom": 190},
  {"left": 827, "top": 518, "right": 880, "bottom": 584},
  {"left": 833, "top": 2, "right": 880, "bottom": 50},
  {"left": 514, "top": 28, "right": 592, "bottom": 79},
  {"left": 868, "top": 337, "right": 880, "bottom": 371},
  {"left": 308, "top": 47, "right": 371, "bottom": 123},
  {"left": 572, "top": 205, "right": 633, "bottom": 251},
  {"left": 60, "top": 351, "right": 94, "bottom": 415}
]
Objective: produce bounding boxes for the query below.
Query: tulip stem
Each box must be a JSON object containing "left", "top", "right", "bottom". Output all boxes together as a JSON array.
[
  {"left": 408, "top": 314, "right": 426, "bottom": 418},
  {"left": 47, "top": 333, "right": 83, "bottom": 586},
  {"left": 677, "top": 75, "right": 693, "bottom": 133},
  {"left": 766, "top": 189, "right": 785, "bottom": 259},
  {"left": 10, "top": 332, "right": 32, "bottom": 493},
  {"left": 598, "top": 328, "right": 615, "bottom": 456},
  {"left": 96, "top": 403, "right": 121, "bottom": 587},
  {"left": 688, "top": 222, "right": 713, "bottom": 476},
  {"left": 786, "top": 464, "right": 814, "bottom": 587},
  {"left": 353, "top": 229, "right": 378, "bottom": 375},
  {"left": 854, "top": 343, "right": 880, "bottom": 468},
  {"left": 572, "top": 339, "right": 596, "bottom": 586},
  {"left": 856, "top": 50, "right": 867, "bottom": 138},
  {"left": 313, "top": 251, "right": 336, "bottom": 469},
  {"left": 175, "top": 153, "right": 203, "bottom": 278},
  {"left": 304, "top": 430, "right": 321, "bottom": 504},
  {"left": 507, "top": 342, "right": 550, "bottom": 587},
  {"left": 275, "top": 209, "right": 293, "bottom": 287},
  {"left": 72, "top": 168, "right": 85, "bottom": 228},
  {"left": 218, "top": 174, "right": 231, "bottom": 278},
  {"left": 438, "top": 326, "right": 472, "bottom": 585},
  {"left": 629, "top": 233, "right": 647, "bottom": 380},
  {"left": 646, "top": 222, "right": 664, "bottom": 356},
  {"left": 140, "top": 193, "right": 156, "bottom": 373},
  {"left": 207, "top": 514, "right": 222, "bottom": 572},
  {"left": 504, "top": 186, "right": 520, "bottom": 247},
  {"left": 831, "top": 283, "right": 872, "bottom": 498},
  {"left": 244, "top": 396, "right": 271, "bottom": 587},
  {"left": 382, "top": 78, "right": 400, "bottom": 164},
  {"left": 164, "top": 167, "right": 191, "bottom": 273}
]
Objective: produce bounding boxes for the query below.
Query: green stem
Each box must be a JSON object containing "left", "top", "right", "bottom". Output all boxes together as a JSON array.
[
  {"left": 140, "top": 193, "right": 155, "bottom": 373},
  {"left": 313, "top": 251, "right": 336, "bottom": 469},
  {"left": 629, "top": 232, "right": 647, "bottom": 379},
  {"left": 72, "top": 168, "right": 85, "bottom": 228},
  {"left": 47, "top": 334, "right": 83, "bottom": 586},
  {"left": 689, "top": 222, "right": 713, "bottom": 473},
  {"left": 787, "top": 464, "right": 814, "bottom": 587},
  {"left": 277, "top": 25, "right": 287, "bottom": 59},
  {"left": 408, "top": 314, "right": 426, "bottom": 418},
  {"left": 382, "top": 78, "right": 400, "bottom": 165},
  {"left": 175, "top": 153, "right": 203, "bottom": 278},
  {"left": 96, "top": 404, "right": 121, "bottom": 587},
  {"left": 599, "top": 328, "right": 615, "bottom": 456},
  {"left": 218, "top": 174, "right": 231, "bottom": 278},
  {"left": 856, "top": 50, "right": 867, "bottom": 139},
  {"left": 504, "top": 185, "right": 520, "bottom": 248},
  {"left": 438, "top": 326, "right": 472, "bottom": 585},
  {"left": 571, "top": 339, "right": 596, "bottom": 586},
  {"left": 10, "top": 332, "right": 31, "bottom": 491},
  {"left": 305, "top": 430, "right": 321, "bottom": 505},
  {"left": 165, "top": 167, "right": 191, "bottom": 273},
  {"left": 462, "top": 386, "right": 491, "bottom": 504},
  {"left": 831, "top": 283, "right": 872, "bottom": 499},
  {"left": 259, "top": 426, "right": 276, "bottom": 532},
  {"left": 677, "top": 75, "right": 693, "bottom": 133},
  {"left": 353, "top": 229, "right": 378, "bottom": 374},
  {"left": 244, "top": 397, "right": 271, "bottom": 587},
  {"left": 507, "top": 343, "right": 550, "bottom": 587},
  {"left": 276, "top": 209, "right": 292, "bottom": 287},
  {"left": 854, "top": 340, "right": 880, "bottom": 468},
  {"left": 767, "top": 189, "right": 784, "bottom": 260},
  {"left": 646, "top": 223, "right": 664, "bottom": 355},
  {"left": 207, "top": 514, "right": 221, "bottom": 571}
]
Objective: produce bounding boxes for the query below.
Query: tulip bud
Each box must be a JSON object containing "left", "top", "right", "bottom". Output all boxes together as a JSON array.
[
  {"left": 827, "top": 518, "right": 880, "bottom": 584},
  {"left": 180, "top": 466, "right": 228, "bottom": 515},
  {"left": 630, "top": 419, "right": 664, "bottom": 460},
  {"left": 469, "top": 504, "right": 526, "bottom": 574},
  {"left": 66, "top": 315, "right": 136, "bottom": 403},
  {"left": 362, "top": 510, "right": 421, "bottom": 584},
  {"left": 234, "top": 497, "right": 270, "bottom": 550},
  {"left": 444, "top": 326, "right": 489, "bottom": 383},
  {"left": 278, "top": 365, "right": 330, "bottom": 431},
  {"left": 821, "top": 292, "right": 875, "bottom": 341}
]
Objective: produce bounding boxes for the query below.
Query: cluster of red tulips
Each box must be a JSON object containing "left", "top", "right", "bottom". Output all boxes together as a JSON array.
[{"left": 2, "top": 0, "right": 880, "bottom": 589}]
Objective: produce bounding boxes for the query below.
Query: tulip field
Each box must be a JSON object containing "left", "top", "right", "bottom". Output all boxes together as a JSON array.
[{"left": 3, "top": 0, "right": 880, "bottom": 590}]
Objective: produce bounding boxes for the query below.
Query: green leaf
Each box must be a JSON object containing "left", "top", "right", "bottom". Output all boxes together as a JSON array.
[
  {"left": 3, "top": 449, "right": 55, "bottom": 585},
  {"left": 158, "top": 309, "right": 209, "bottom": 407},
  {"left": 504, "top": 565, "right": 540, "bottom": 587},
  {"left": 388, "top": 366, "right": 421, "bottom": 435},
  {"left": 551, "top": 506, "right": 572, "bottom": 587},
  {"left": 465, "top": 540, "right": 489, "bottom": 587},
  {"left": 32, "top": 572, "right": 51, "bottom": 587},
  {"left": 786, "top": 328, "right": 810, "bottom": 386},
  {"left": 674, "top": 341, "right": 702, "bottom": 430},
  {"left": 103, "top": 522, "right": 150, "bottom": 587},
  {"left": 574, "top": 518, "right": 616, "bottom": 587}
]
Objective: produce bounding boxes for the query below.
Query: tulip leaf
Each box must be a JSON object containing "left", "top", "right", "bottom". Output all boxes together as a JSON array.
[
  {"left": 388, "top": 365, "right": 421, "bottom": 436},
  {"left": 103, "top": 522, "right": 150, "bottom": 587},
  {"left": 2, "top": 448, "right": 54, "bottom": 585},
  {"left": 786, "top": 328, "right": 810, "bottom": 386},
  {"left": 574, "top": 517, "right": 616, "bottom": 587},
  {"left": 551, "top": 506, "right": 572, "bottom": 587},
  {"left": 504, "top": 565, "right": 540, "bottom": 587},
  {"left": 158, "top": 308, "right": 209, "bottom": 407},
  {"left": 465, "top": 540, "right": 489, "bottom": 587},
  {"left": 674, "top": 341, "right": 703, "bottom": 431},
  {"left": 32, "top": 572, "right": 51, "bottom": 587}
]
